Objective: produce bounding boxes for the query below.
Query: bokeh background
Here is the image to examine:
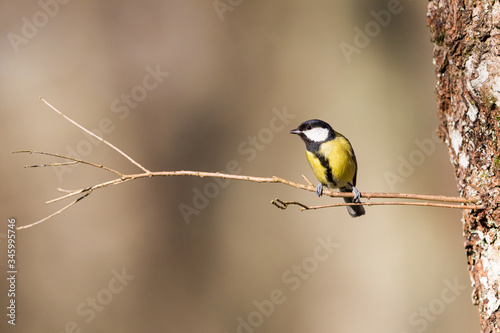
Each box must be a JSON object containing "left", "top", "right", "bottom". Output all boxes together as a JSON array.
[{"left": 1, "top": 1, "right": 480, "bottom": 332}]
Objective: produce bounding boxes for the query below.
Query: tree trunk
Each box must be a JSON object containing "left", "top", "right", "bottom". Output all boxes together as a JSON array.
[{"left": 427, "top": 1, "right": 500, "bottom": 332}]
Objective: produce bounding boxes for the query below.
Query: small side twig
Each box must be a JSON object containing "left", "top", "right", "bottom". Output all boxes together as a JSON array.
[
  {"left": 301, "top": 174, "right": 314, "bottom": 188},
  {"left": 39, "top": 97, "right": 150, "bottom": 174},
  {"left": 12, "top": 150, "right": 124, "bottom": 177},
  {"left": 16, "top": 190, "right": 92, "bottom": 231}
]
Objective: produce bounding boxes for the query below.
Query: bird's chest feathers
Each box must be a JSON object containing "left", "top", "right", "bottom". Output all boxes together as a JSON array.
[{"left": 306, "top": 137, "right": 355, "bottom": 188}]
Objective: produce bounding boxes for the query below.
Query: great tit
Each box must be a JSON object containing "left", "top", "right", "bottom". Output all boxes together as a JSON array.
[{"left": 290, "top": 119, "right": 365, "bottom": 218}]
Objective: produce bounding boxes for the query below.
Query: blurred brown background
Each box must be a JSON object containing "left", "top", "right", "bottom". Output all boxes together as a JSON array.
[{"left": 1, "top": 1, "right": 479, "bottom": 332}]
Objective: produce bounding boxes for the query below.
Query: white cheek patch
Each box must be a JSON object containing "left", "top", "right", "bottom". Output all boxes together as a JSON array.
[{"left": 304, "top": 127, "right": 329, "bottom": 142}]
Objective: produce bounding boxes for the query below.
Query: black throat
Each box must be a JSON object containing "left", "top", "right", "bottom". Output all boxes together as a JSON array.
[{"left": 302, "top": 130, "right": 336, "bottom": 153}]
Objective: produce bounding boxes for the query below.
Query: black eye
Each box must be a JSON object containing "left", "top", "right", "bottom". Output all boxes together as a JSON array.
[{"left": 306, "top": 125, "right": 312, "bottom": 130}]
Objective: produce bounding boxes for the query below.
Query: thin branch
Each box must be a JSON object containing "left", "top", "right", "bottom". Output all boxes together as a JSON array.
[
  {"left": 301, "top": 174, "right": 314, "bottom": 187},
  {"left": 39, "top": 97, "right": 150, "bottom": 174},
  {"left": 12, "top": 150, "right": 124, "bottom": 177},
  {"left": 57, "top": 188, "right": 80, "bottom": 193},
  {"left": 26, "top": 161, "right": 79, "bottom": 167},
  {"left": 14, "top": 158, "right": 484, "bottom": 230},
  {"left": 16, "top": 191, "right": 92, "bottom": 231},
  {"left": 46, "top": 178, "right": 129, "bottom": 204},
  {"left": 271, "top": 198, "right": 486, "bottom": 211},
  {"left": 29, "top": 168, "right": 479, "bottom": 205}
]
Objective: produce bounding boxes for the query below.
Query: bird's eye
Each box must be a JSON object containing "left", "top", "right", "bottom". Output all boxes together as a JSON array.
[{"left": 306, "top": 125, "right": 312, "bottom": 130}]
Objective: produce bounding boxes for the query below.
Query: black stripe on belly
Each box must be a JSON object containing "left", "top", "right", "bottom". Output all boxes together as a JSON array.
[{"left": 314, "top": 152, "right": 336, "bottom": 187}]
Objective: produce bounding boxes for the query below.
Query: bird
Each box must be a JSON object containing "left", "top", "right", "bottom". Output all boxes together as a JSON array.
[{"left": 290, "top": 119, "right": 365, "bottom": 217}]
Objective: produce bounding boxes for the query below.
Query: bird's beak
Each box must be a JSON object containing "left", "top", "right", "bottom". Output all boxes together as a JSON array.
[{"left": 290, "top": 128, "right": 301, "bottom": 135}]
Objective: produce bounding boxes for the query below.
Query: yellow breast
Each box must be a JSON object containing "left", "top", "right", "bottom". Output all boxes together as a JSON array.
[{"left": 305, "top": 136, "right": 356, "bottom": 189}]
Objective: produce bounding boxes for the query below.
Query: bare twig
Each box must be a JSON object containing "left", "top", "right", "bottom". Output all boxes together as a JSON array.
[
  {"left": 57, "top": 188, "right": 81, "bottom": 193},
  {"left": 11, "top": 164, "right": 477, "bottom": 205},
  {"left": 39, "top": 97, "right": 150, "bottom": 174},
  {"left": 45, "top": 177, "right": 129, "bottom": 204},
  {"left": 271, "top": 198, "right": 485, "bottom": 211},
  {"left": 12, "top": 150, "right": 124, "bottom": 177},
  {"left": 301, "top": 174, "right": 314, "bottom": 187},
  {"left": 16, "top": 190, "right": 92, "bottom": 231},
  {"left": 26, "top": 161, "right": 78, "bottom": 167}
]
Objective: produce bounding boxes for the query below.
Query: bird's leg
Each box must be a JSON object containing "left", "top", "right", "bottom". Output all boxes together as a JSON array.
[
  {"left": 352, "top": 186, "right": 361, "bottom": 203},
  {"left": 315, "top": 183, "right": 323, "bottom": 197}
]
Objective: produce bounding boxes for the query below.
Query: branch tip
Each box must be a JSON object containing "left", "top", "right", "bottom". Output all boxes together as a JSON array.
[{"left": 39, "top": 97, "right": 150, "bottom": 174}]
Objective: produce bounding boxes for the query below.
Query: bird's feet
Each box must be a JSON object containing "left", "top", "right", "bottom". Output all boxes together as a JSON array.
[
  {"left": 315, "top": 183, "right": 323, "bottom": 197},
  {"left": 352, "top": 186, "right": 361, "bottom": 203}
]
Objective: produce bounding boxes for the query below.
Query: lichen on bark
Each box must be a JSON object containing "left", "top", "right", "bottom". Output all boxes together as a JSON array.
[{"left": 427, "top": 0, "right": 500, "bottom": 331}]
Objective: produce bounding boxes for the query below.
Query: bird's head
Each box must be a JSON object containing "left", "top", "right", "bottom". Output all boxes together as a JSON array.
[{"left": 290, "top": 119, "right": 334, "bottom": 144}]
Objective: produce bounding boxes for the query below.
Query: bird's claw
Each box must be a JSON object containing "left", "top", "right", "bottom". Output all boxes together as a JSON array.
[
  {"left": 352, "top": 186, "right": 361, "bottom": 203},
  {"left": 315, "top": 183, "right": 323, "bottom": 197}
]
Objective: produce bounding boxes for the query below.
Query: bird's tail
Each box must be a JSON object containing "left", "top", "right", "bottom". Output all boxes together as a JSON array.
[{"left": 340, "top": 187, "right": 365, "bottom": 218}]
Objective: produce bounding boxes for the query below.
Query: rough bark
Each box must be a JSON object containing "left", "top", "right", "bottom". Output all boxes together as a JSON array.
[{"left": 427, "top": 1, "right": 500, "bottom": 332}]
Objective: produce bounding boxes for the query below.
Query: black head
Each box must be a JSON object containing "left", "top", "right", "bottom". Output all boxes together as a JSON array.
[{"left": 290, "top": 119, "right": 335, "bottom": 148}]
